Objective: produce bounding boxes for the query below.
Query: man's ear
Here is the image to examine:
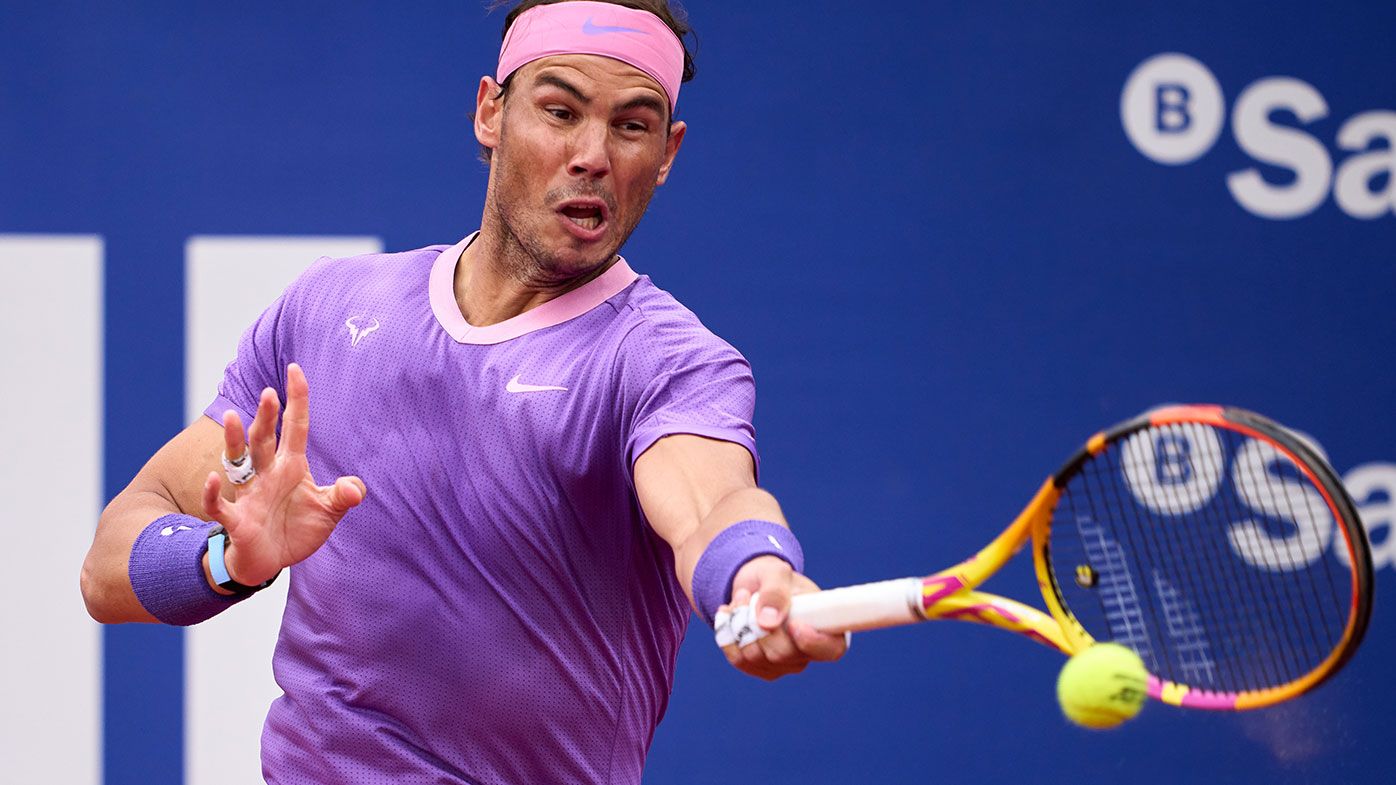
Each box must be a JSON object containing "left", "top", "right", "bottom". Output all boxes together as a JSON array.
[
  {"left": 474, "top": 76, "right": 504, "bottom": 155},
  {"left": 656, "top": 120, "right": 687, "bottom": 186}
]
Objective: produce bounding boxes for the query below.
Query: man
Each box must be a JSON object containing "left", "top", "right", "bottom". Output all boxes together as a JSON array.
[{"left": 81, "top": 1, "right": 846, "bottom": 782}]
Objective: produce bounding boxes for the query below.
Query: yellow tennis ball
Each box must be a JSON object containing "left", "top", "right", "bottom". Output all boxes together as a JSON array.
[{"left": 1057, "top": 643, "right": 1149, "bottom": 729}]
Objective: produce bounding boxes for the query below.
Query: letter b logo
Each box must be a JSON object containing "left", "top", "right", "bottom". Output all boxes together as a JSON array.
[
  {"left": 1155, "top": 84, "right": 1191, "bottom": 133},
  {"left": 1122, "top": 53, "right": 1224, "bottom": 165}
]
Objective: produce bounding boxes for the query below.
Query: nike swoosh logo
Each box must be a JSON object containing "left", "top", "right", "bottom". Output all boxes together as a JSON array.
[
  {"left": 582, "top": 17, "right": 649, "bottom": 36},
  {"left": 506, "top": 374, "right": 568, "bottom": 393}
]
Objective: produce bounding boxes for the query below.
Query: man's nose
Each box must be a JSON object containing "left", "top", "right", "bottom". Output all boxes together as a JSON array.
[{"left": 568, "top": 122, "right": 612, "bottom": 179}]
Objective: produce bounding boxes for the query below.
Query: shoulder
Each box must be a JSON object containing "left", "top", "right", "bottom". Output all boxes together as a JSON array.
[
  {"left": 609, "top": 275, "right": 750, "bottom": 371},
  {"left": 287, "top": 244, "right": 445, "bottom": 301},
  {"left": 603, "top": 273, "right": 748, "bottom": 388},
  {"left": 261, "top": 244, "right": 447, "bottom": 340}
]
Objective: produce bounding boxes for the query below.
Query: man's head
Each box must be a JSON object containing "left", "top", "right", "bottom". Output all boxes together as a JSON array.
[{"left": 474, "top": 0, "right": 696, "bottom": 279}]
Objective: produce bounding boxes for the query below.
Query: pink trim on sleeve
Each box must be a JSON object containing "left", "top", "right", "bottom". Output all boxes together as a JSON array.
[{"left": 429, "top": 234, "right": 639, "bottom": 345}]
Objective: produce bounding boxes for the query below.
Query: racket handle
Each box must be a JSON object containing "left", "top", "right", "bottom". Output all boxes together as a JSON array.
[
  {"left": 714, "top": 577, "right": 924, "bottom": 647},
  {"left": 788, "top": 577, "right": 924, "bottom": 632}
]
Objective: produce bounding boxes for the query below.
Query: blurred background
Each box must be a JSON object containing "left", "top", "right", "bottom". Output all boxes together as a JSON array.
[{"left": 2, "top": 1, "right": 1393, "bottom": 783}]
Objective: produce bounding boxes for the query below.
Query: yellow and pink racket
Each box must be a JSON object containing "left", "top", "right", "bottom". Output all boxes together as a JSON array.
[{"left": 718, "top": 405, "right": 1373, "bottom": 710}]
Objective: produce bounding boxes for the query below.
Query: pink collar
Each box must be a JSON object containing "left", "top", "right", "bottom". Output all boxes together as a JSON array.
[{"left": 429, "top": 233, "right": 639, "bottom": 345}]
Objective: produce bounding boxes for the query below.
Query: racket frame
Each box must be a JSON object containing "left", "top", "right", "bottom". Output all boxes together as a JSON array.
[
  {"left": 781, "top": 404, "right": 1373, "bottom": 712},
  {"left": 1035, "top": 404, "right": 1373, "bottom": 710}
]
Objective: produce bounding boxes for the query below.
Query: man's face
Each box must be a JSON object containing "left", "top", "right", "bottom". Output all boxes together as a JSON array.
[{"left": 476, "top": 54, "right": 686, "bottom": 278}]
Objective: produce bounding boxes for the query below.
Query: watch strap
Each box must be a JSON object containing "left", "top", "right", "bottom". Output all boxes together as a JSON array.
[{"left": 207, "top": 525, "right": 278, "bottom": 594}]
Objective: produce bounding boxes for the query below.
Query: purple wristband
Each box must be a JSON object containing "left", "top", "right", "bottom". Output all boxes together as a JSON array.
[
  {"left": 129, "top": 514, "right": 245, "bottom": 626},
  {"left": 692, "top": 519, "right": 805, "bottom": 626}
]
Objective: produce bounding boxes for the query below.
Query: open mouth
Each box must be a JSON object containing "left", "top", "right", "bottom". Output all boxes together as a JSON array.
[{"left": 559, "top": 202, "right": 607, "bottom": 233}]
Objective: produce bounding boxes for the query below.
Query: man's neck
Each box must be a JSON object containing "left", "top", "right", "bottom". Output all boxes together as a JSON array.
[{"left": 454, "top": 227, "right": 616, "bottom": 327}]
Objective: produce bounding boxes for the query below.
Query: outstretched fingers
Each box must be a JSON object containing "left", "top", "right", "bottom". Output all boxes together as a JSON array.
[
  {"left": 247, "top": 386, "right": 281, "bottom": 470},
  {"left": 222, "top": 409, "right": 247, "bottom": 462},
  {"left": 202, "top": 471, "right": 234, "bottom": 523},
  {"left": 280, "top": 363, "right": 310, "bottom": 456}
]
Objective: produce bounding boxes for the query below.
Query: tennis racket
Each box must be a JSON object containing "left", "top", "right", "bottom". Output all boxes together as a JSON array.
[{"left": 716, "top": 405, "right": 1374, "bottom": 710}]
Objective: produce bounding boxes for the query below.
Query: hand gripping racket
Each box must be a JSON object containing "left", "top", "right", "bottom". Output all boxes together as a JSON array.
[{"left": 717, "top": 405, "right": 1374, "bottom": 710}]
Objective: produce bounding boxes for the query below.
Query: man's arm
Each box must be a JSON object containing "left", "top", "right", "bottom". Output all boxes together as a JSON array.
[
  {"left": 81, "top": 364, "right": 365, "bottom": 624},
  {"left": 81, "top": 417, "right": 227, "bottom": 623},
  {"left": 634, "top": 434, "right": 846, "bottom": 680}
]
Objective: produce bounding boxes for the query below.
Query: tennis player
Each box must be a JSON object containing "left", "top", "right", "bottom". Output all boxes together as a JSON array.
[{"left": 80, "top": 1, "right": 845, "bottom": 782}]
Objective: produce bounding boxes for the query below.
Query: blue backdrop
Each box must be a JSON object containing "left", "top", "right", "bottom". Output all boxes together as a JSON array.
[{"left": 3, "top": 1, "right": 1393, "bottom": 783}]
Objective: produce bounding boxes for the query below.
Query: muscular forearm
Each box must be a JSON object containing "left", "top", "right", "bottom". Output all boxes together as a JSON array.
[
  {"left": 82, "top": 422, "right": 235, "bottom": 623},
  {"left": 82, "top": 488, "right": 185, "bottom": 623},
  {"left": 82, "top": 369, "right": 363, "bottom": 625},
  {"left": 634, "top": 435, "right": 845, "bottom": 676},
  {"left": 671, "top": 486, "right": 787, "bottom": 610},
  {"left": 84, "top": 478, "right": 252, "bottom": 623}
]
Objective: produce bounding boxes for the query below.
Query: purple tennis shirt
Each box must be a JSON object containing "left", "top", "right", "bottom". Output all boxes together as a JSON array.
[{"left": 205, "top": 234, "right": 759, "bottom": 785}]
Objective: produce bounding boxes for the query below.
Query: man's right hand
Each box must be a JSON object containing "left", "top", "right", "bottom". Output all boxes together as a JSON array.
[{"left": 201, "top": 363, "right": 366, "bottom": 588}]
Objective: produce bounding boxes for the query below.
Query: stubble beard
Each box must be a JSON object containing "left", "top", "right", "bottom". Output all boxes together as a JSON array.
[{"left": 485, "top": 145, "right": 653, "bottom": 290}]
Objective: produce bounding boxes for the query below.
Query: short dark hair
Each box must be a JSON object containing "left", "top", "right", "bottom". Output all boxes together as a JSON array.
[{"left": 477, "top": 0, "right": 697, "bottom": 162}]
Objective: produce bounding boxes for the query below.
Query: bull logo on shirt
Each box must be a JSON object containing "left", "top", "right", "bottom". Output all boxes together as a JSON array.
[{"left": 345, "top": 316, "right": 381, "bottom": 347}]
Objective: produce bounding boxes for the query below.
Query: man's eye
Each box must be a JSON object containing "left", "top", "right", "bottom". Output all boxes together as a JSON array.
[
  {"left": 620, "top": 122, "right": 648, "bottom": 133},
  {"left": 548, "top": 108, "right": 573, "bottom": 121}
]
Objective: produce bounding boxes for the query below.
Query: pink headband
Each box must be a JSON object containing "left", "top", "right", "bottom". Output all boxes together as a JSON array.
[{"left": 496, "top": 1, "right": 684, "bottom": 112}]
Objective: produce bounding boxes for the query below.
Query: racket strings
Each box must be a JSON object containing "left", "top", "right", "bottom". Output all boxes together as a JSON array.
[
  {"left": 1113, "top": 428, "right": 1243, "bottom": 689},
  {"left": 1168, "top": 425, "right": 1345, "bottom": 686},
  {"left": 1223, "top": 429, "right": 1337, "bottom": 684},
  {"left": 1086, "top": 430, "right": 1257, "bottom": 692},
  {"left": 1153, "top": 425, "right": 1344, "bottom": 688},
  {"left": 1052, "top": 423, "right": 1351, "bottom": 695},
  {"left": 1179, "top": 425, "right": 1293, "bottom": 691},
  {"left": 1232, "top": 432, "right": 1345, "bottom": 666},
  {"left": 1071, "top": 446, "right": 1161, "bottom": 667}
]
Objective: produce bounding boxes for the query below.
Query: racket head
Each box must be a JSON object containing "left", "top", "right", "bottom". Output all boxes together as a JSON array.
[{"left": 1033, "top": 405, "right": 1373, "bottom": 710}]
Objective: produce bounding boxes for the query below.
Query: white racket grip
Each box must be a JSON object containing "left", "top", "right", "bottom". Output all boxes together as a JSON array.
[{"left": 788, "top": 577, "right": 924, "bottom": 633}]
